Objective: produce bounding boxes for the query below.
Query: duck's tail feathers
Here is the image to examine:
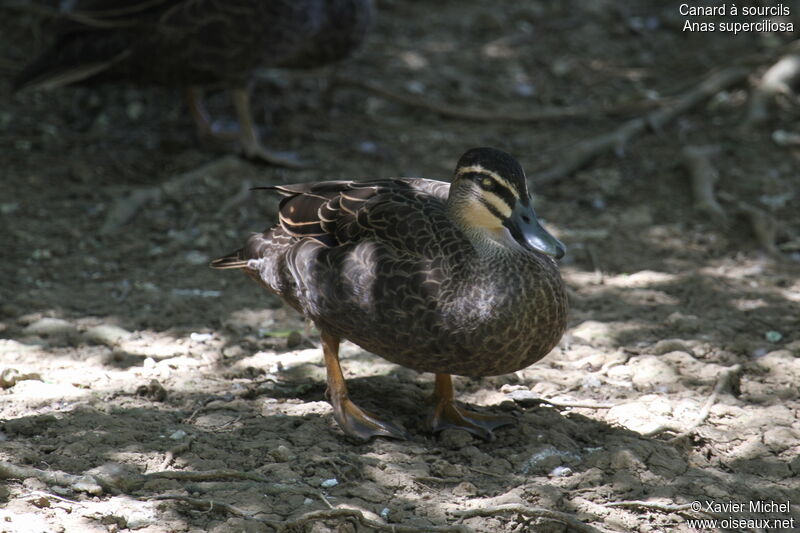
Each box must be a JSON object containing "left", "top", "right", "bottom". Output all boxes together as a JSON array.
[
  {"left": 13, "top": 46, "right": 129, "bottom": 92},
  {"left": 210, "top": 251, "right": 248, "bottom": 270}
]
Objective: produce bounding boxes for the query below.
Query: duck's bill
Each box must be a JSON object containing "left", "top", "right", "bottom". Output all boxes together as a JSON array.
[{"left": 504, "top": 202, "right": 566, "bottom": 259}]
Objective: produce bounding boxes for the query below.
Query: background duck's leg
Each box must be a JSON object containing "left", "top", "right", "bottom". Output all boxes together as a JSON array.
[
  {"left": 321, "top": 330, "right": 408, "bottom": 441},
  {"left": 186, "top": 87, "right": 240, "bottom": 143},
  {"left": 230, "top": 87, "right": 305, "bottom": 168},
  {"left": 430, "top": 373, "right": 514, "bottom": 440}
]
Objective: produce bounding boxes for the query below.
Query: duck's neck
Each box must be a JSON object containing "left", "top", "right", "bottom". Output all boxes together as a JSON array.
[{"left": 458, "top": 224, "right": 527, "bottom": 260}]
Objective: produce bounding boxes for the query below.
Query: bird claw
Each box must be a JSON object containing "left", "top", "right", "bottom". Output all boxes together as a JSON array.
[
  {"left": 333, "top": 397, "right": 409, "bottom": 442},
  {"left": 430, "top": 401, "right": 514, "bottom": 441}
]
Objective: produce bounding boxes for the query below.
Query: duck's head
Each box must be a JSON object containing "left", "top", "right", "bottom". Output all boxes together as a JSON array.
[{"left": 447, "top": 147, "right": 565, "bottom": 259}]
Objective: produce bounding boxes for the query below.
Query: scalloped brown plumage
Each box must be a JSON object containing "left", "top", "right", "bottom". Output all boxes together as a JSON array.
[{"left": 213, "top": 148, "right": 568, "bottom": 441}]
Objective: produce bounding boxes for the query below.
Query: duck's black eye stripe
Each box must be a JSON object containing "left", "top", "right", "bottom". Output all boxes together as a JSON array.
[{"left": 479, "top": 197, "right": 505, "bottom": 220}]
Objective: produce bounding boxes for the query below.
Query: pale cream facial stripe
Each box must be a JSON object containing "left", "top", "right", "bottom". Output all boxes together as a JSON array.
[
  {"left": 481, "top": 190, "right": 512, "bottom": 218},
  {"left": 455, "top": 164, "right": 520, "bottom": 200}
]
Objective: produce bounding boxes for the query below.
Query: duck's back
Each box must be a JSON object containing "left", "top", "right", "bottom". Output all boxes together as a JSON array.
[{"left": 15, "top": 0, "right": 373, "bottom": 90}]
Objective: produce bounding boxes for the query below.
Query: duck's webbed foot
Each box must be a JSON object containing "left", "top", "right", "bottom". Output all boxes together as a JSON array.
[
  {"left": 321, "top": 331, "right": 408, "bottom": 442},
  {"left": 332, "top": 396, "right": 409, "bottom": 442},
  {"left": 430, "top": 373, "right": 514, "bottom": 441}
]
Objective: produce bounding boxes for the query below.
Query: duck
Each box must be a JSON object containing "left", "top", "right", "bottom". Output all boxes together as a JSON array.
[
  {"left": 13, "top": 0, "right": 374, "bottom": 167},
  {"left": 212, "top": 147, "right": 568, "bottom": 440}
]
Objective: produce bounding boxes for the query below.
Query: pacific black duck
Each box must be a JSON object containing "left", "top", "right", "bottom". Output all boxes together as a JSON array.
[
  {"left": 212, "top": 148, "right": 568, "bottom": 440},
  {"left": 13, "top": 0, "right": 374, "bottom": 167}
]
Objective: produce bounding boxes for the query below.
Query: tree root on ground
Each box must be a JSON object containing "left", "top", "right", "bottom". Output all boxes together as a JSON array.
[
  {"left": 151, "top": 494, "right": 468, "bottom": 532},
  {"left": 680, "top": 145, "right": 796, "bottom": 256},
  {"left": 532, "top": 67, "right": 750, "bottom": 185},
  {"left": 100, "top": 155, "right": 246, "bottom": 234},
  {"left": 603, "top": 500, "right": 731, "bottom": 523},
  {"left": 0, "top": 462, "right": 308, "bottom": 497},
  {"left": 452, "top": 503, "right": 607, "bottom": 533},
  {"left": 681, "top": 145, "right": 726, "bottom": 222},
  {"left": 745, "top": 44, "right": 800, "bottom": 126},
  {"left": 642, "top": 364, "right": 742, "bottom": 440}
]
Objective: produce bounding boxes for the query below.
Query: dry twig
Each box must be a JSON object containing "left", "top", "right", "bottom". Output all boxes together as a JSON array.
[
  {"left": 532, "top": 67, "right": 750, "bottom": 185},
  {"left": 0, "top": 461, "right": 103, "bottom": 495},
  {"left": 452, "top": 504, "right": 606, "bottom": 533},
  {"left": 642, "top": 364, "right": 742, "bottom": 440}
]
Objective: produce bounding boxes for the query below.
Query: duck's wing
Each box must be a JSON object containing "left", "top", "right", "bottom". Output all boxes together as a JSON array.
[
  {"left": 13, "top": 0, "right": 177, "bottom": 91},
  {"left": 210, "top": 177, "right": 452, "bottom": 269},
  {"left": 268, "top": 177, "right": 451, "bottom": 251}
]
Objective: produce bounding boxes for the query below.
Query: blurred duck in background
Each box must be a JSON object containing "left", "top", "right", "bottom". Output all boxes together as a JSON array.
[{"left": 14, "top": 0, "right": 375, "bottom": 167}]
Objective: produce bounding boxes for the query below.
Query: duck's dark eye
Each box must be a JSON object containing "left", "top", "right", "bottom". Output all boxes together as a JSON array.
[{"left": 481, "top": 177, "right": 493, "bottom": 189}]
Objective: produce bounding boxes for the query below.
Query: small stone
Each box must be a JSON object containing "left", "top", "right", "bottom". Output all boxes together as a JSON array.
[
  {"left": 649, "top": 339, "right": 691, "bottom": 355},
  {"left": 320, "top": 478, "right": 338, "bottom": 488},
  {"left": 169, "top": 429, "right": 188, "bottom": 440},
  {"left": 269, "top": 445, "right": 294, "bottom": 463},
  {"left": 506, "top": 389, "right": 540, "bottom": 407},
  {"left": 452, "top": 481, "right": 478, "bottom": 496},
  {"left": 765, "top": 330, "right": 783, "bottom": 343},
  {"left": 190, "top": 332, "right": 214, "bottom": 342},
  {"left": 85, "top": 324, "right": 132, "bottom": 346},
  {"left": 23, "top": 317, "right": 75, "bottom": 338},
  {"left": 550, "top": 466, "right": 573, "bottom": 477},
  {"left": 136, "top": 379, "right": 167, "bottom": 402},
  {"left": 438, "top": 428, "right": 474, "bottom": 449}
]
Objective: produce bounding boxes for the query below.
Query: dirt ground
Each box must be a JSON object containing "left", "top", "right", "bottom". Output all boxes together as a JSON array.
[{"left": 1, "top": 1, "right": 800, "bottom": 532}]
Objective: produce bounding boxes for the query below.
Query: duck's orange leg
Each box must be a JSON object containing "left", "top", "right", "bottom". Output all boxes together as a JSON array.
[
  {"left": 321, "top": 330, "right": 408, "bottom": 441},
  {"left": 430, "top": 373, "right": 514, "bottom": 440}
]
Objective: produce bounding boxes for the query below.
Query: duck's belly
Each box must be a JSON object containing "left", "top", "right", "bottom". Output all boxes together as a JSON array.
[{"left": 319, "top": 288, "right": 567, "bottom": 377}]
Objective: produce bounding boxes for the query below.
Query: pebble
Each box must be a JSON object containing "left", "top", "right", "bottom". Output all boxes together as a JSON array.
[
  {"left": 169, "top": 430, "right": 188, "bottom": 440},
  {"left": 520, "top": 446, "right": 580, "bottom": 475},
  {"left": 550, "top": 466, "right": 573, "bottom": 477},
  {"left": 765, "top": 330, "right": 783, "bottom": 343},
  {"left": 190, "top": 332, "right": 214, "bottom": 342},
  {"left": 85, "top": 324, "right": 132, "bottom": 346},
  {"left": 320, "top": 478, "right": 338, "bottom": 488},
  {"left": 269, "top": 445, "right": 294, "bottom": 463},
  {"left": 23, "top": 317, "right": 76, "bottom": 338},
  {"left": 438, "top": 428, "right": 474, "bottom": 449},
  {"left": 649, "top": 338, "right": 691, "bottom": 355},
  {"left": 506, "top": 389, "right": 540, "bottom": 407}
]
